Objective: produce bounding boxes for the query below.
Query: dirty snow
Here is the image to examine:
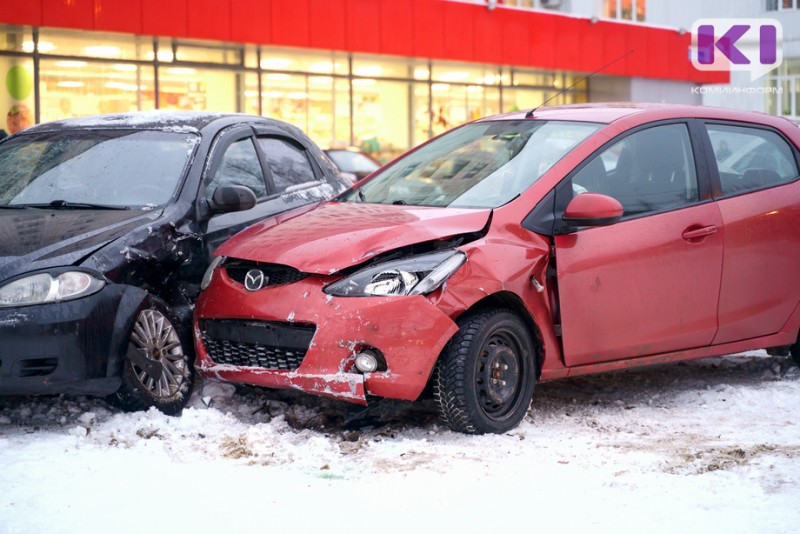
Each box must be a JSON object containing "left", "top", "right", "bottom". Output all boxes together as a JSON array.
[{"left": 1, "top": 350, "right": 798, "bottom": 534}]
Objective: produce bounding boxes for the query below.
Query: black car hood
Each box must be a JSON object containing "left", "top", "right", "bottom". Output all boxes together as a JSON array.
[{"left": 0, "top": 208, "right": 159, "bottom": 282}]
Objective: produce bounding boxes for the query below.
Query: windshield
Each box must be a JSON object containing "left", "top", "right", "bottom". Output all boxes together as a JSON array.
[
  {"left": 342, "top": 120, "right": 601, "bottom": 208},
  {"left": 0, "top": 130, "right": 200, "bottom": 208}
]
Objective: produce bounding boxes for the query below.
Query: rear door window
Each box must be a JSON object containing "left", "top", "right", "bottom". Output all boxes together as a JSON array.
[{"left": 706, "top": 124, "right": 799, "bottom": 196}]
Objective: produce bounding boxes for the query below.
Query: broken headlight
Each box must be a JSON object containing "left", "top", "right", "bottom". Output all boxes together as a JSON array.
[
  {"left": 325, "top": 249, "right": 466, "bottom": 297},
  {"left": 0, "top": 271, "right": 105, "bottom": 308}
]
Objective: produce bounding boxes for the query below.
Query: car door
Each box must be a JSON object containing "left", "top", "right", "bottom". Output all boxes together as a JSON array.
[
  {"left": 703, "top": 122, "right": 800, "bottom": 344},
  {"left": 552, "top": 122, "right": 724, "bottom": 366}
]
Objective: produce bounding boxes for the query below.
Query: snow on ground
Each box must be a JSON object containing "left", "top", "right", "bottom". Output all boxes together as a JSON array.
[{"left": 1, "top": 350, "right": 799, "bottom": 534}]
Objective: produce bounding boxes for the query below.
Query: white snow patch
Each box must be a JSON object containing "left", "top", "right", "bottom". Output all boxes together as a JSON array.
[{"left": 1, "top": 350, "right": 798, "bottom": 533}]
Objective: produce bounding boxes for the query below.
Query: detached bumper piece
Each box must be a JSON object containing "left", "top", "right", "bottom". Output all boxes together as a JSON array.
[{"left": 200, "top": 319, "right": 315, "bottom": 371}]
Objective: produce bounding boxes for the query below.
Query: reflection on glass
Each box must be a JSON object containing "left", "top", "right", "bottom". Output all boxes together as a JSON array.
[{"left": 346, "top": 120, "right": 601, "bottom": 208}]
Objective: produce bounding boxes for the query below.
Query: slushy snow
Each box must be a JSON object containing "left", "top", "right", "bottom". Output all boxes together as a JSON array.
[{"left": 1, "top": 350, "right": 798, "bottom": 534}]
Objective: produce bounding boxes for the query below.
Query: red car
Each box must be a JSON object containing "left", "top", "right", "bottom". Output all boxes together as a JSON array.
[{"left": 195, "top": 103, "right": 800, "bottom": 434}]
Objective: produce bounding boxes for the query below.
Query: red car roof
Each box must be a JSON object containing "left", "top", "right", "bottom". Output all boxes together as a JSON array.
[{"left": 484, "top": 103, "right": 799, "bottom": 132}]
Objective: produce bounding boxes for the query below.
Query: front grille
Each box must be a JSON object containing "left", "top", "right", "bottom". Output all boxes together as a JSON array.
[
  {"left": 200, "top": 319, "right": 315, "bottom": 371},
  {"left": 225, "top": 261, "right": 308, "bottom": 288}
]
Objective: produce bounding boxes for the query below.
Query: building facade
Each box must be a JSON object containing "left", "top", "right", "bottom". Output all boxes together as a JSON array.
[{"left": 0, "top": 0, "right": 724, "bottom": 159}]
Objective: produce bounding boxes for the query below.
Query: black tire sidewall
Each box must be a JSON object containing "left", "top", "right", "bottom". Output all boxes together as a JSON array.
[{"left": 436, "top": 309, "right": 536, "bottom": 434}]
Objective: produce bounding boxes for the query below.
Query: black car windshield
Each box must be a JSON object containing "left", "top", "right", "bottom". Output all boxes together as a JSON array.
[
  {"left": 342, "top": 120, "right": 601, "bottom": 208},
  {"left": 0, "top": 130, "right": 200, "bottom": 208}
]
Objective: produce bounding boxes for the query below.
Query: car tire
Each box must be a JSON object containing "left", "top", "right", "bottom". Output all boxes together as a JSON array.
[
  {"left": 790, "top": 341, "right": 800, "bottom": 368},
  {"left": 106, "top": 302, "right": 194, "bottom": 415},
  {"left": 433, "top": 309, "right": 536, "bottom": 434}
]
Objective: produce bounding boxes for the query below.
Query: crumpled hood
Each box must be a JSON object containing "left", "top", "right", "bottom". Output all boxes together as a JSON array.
[
  {"left": 0, "top": 209, "right": 158, "bottom": 282},
  {"left": 216, "top": 202, "right": 491, "bottom": 274}
]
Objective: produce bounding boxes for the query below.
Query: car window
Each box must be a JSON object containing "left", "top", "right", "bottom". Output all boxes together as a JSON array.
[
  {"left": 257, "top": 137, "right": 318, "bottom": 193},
  {"left": 707, "top": 124, "right": 799, "bottom": 195},
  {"left": 206, "top": 137, "right": 267, "bottom": 199},
  {"left": 0, "top": 130, "right": 198, "bottom": 207},
  {"left": 343, "top": 120, "right": 601, "bottom": 208},
  {"left": 571, "top": 123, "right": 699, "bottom": 217}
]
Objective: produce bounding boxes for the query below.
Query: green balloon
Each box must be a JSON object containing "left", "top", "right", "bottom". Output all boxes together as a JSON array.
[{"left": 6, "top": 66, "right": 33, "bottom": 100}]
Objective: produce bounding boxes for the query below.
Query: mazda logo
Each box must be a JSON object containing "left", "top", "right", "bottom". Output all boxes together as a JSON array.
[{"left": 244, "top": 269, "right": 267, "bottom": 292}]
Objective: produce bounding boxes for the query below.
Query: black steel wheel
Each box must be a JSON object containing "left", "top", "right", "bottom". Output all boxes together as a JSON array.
[
  {"left": 433, "top": 308, "right": 536, "bottom": 434},
  {"left": 106, "top": 302, "right": 194, "bottom": 415}
]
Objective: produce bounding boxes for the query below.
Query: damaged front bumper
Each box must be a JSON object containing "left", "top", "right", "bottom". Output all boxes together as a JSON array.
[
  {"left": 0, "top": 284, "right": 149, "bottom": 395},
  {"left": 194, "top": 274, "right": 459, "bottom": 404}
]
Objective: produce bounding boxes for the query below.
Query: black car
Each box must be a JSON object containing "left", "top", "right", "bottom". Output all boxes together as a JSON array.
[{"left": 0, "top": 111, "right": 347, "bottom": 413}]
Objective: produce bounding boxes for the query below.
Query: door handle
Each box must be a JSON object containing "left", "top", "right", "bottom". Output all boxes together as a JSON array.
[{"left": 682, "top": 225, "right": 717, "bottom": 241}]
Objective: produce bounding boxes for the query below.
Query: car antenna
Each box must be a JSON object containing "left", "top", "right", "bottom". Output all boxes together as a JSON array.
[{"left": 524, "top": 49, "right": 634, "bottom": 118}]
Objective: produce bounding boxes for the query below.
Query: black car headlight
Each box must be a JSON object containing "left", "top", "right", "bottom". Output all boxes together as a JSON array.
[
  {"left": 325, "top": 249, "right": 466, "bottom": 297},
  {"left": 0, "top": 271, "right": 105, "bottom": 307}
]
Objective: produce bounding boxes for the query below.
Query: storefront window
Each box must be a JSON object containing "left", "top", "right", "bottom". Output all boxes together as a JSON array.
[
  {"left": 260, "top": 71, "right": 350, "bottom": 149},
  {"left": 242, "top": 72, "right": 261, "bottom": 115},
  {"left": 153, "top": 38, "right": 176, "bottom": 63},
  {"left": 158, "top": 66, "right": 235, "bottom": 111},
  {"left": 353, "top": 79, "right": 410, "bottom": 161},
  {"left": 261, "top": 47, "right": 348, "bottom": 76},
  {"left": 244, "top": 45, "right": 259, "bottom": 69},
  {"left": 0, "top": 24, "right": 590, "bottom": 148},
  {"left": 38, "top": 28, "right": 149, "bottom": 60},
  {"left": 40, "top": 59, "right": 155, "bottom": 120},
  {"left": 261, "top": 73, "right": 309, "bottom": 132},
  {"left": 433, "top": 61, "right": 498, "bottom": 86},
  {"left": 413, "top": 83, "right": 431, "bottom": 147},
  {"left": 174, "top": 39, "right": 242, "bottom": 65},
  {"left": 353, "top": 54, "right": 415, "bottom": 80},
  {"left": 503, "top": 88, "right": 548, "bottom": 112}
]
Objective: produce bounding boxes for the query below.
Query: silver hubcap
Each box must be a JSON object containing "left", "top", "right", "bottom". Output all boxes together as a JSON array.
[{"left": 130, "top": 309, "right": 189, "bottom": 399}]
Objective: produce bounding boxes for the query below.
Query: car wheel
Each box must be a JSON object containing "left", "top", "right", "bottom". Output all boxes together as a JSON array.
[
  {"left": 433, "top": 309, "right": 536, "bottom": 434},
  {"left": 790, "top": 341, "right": 800, "bottom": 368},
  {"left": 106, "top": 304, "right": 194, "bottom": 415}
]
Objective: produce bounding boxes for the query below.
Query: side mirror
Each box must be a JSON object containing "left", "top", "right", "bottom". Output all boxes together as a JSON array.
[
  {"left": 210, "top": 185, "right": 257, "bottom": 214},
  {"left": 563, "top": 193, "right": 623, "bottom": 227}
]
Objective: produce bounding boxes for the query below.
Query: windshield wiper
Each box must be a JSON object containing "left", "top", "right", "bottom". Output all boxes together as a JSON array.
[
  {"left": 22, "top": 200, "right": 130, "bottom": 210},
  {"left": 0, "top": 204, "right": 26, "bottom": 209}
]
